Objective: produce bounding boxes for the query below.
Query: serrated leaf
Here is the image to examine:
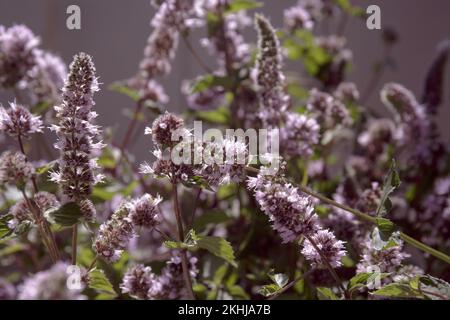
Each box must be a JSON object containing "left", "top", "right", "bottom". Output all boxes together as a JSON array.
[
  {"left": 372, "top": 283, "right": 423, "bottom": 299},
  {"left": 376, "top": 218, "right": 396, "bottom": 241},
  {"left": 317, "top": 287, "right": 338, "bottom": 300},
  {"left": 163, "top": 240, "right": 191, "bottom": 250},
  {"left": 259, "top": 283, "right": 281, "bottom": 297},
  {"left": 418, "top": 275, "right": 450, "bottom": 300},
  {"left": 376, "top": 159, "right": 401, "bottom": 217},
  {"left": 45, "top": 202, "right": 83, "bottom": 226},
  {"left": 226, "top": 0, "right": 262, "bottom": 14},
  {"left": 88, "top": 269, "right": 117, "bottom": 299},
  {"left": 0, "top": 214, "right": 14, "bottom": 239},
  {"left": 268, "top": 270, "right": 289, "bottom": 288},
  {"left": 348, "top": 272, "right": 390, "bottom": 292},
  {"left": 109, "top": 82, "right": 140, "bottom": 101},
  {"left": 190, "top": 230, "right": 237, "bottom": 267}
]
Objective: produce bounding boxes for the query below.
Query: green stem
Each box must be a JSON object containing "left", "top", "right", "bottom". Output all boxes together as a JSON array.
[{"left": 245, "top": 166, "right": 450, "bottom": 265}]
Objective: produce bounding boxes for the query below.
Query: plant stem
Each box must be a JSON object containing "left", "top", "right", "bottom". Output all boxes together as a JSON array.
[
  {"left": 71, "top": 224, "right": 78, "bottom": 265},
  {"left": 245, "top": 166, "right": 450, "bottom": 265},
  {"left": 305, "top": 235, "right": 349, "bottom": 299},
  {"left": 268, "top": 270, "right": 312, "bottom": 300},
  {"left": 182, "top": 35, "right": 212, "bottom": 74},
  {"left": 21, "top": 190, "right": 57, "bottom": 262},
  {"left": 17, "top": 134, "right": 60, "bottom": 261},
  {"left": 120, "top": 100, "right": 144, "bottom": 154},
  {"left": 172, "top": 183, "right": 196, "bottom": 300}
]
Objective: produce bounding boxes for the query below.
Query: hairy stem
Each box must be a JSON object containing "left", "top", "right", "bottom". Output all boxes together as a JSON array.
[
  {"left": 305, "top": 235, "right": 349, "bottom": 299},
  {"left": 245, "top": 166, "right": 450, "bottom": 265},
  {"left": 71, "top": 225, "right": 78, "bottom": 265},
  {"left": 172, "top": 183, "right": 196, "bottom": 300}
]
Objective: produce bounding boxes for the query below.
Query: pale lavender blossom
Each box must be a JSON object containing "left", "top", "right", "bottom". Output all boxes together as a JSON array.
[
  {"left": 201, "top": 1, "right": 251, "bottom": 69},
  {"left": 301, "top": 229, "right": 346, "bottom": 268},
  {"left": 247, "top": 170, "right": 321, "bottom": 243},
  {"left": 284, "top": 4, "right": 314, "bottom": 32},
  {"left": 146, "top": 111, "right": 185, "bottom": 148},
  {"left": 307, "top": 88, "right": 351, "bottom": 128},
  {"left": 157, "top": 253, "right": 198, "bottom": 300},
  {"left": 0, "top": 151, "right": 35, "bottom": 187},
  {"left": 129, "top": 194, "right": 162, "bottom": 228},
  {"left": 50, "top": 52, "right": 104, "bottom": 202},
  {"left": 93, "top": 202, "right": 135, "bottom": 262},
  {"left": 0, "top": 102, "right": 43, "bottom": 138},
  {"left": 254, "top": 14, "right": 289, "bottom": 127},
  {"left": 0, "top": 24, "right": 40, "bottom": 88},
  {"left": 281, "top": 112, "right": 320, "bottom": 158},
  {"left": 18, "top": 262, "right": 86, "bottom": 300},
  {"left": 356, "top": 231, "right": 410, "bottom": 274},
  {"left": 196, "top": 137, "right": 248, "bottom": 187},
  {"left": 0, "top": 278, "right": 16, "bottom": 299},
  {"left": 121, "top": 264, "right": 161, "bottom": 300},
  {"left": 334, "top": 82, "right": 359, "bottom": 104},
  {"left": 8, "top": 191, "right": 59, "bottom": 229}
]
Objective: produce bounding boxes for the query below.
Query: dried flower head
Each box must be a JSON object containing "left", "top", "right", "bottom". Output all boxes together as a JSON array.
[{"left": 0, "top": 102, "right": 42, "bottom": 138}]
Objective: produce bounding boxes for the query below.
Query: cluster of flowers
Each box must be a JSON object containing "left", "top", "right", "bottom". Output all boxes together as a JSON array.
[
  {"left": 94, "top": 194, "right": 162, "bottom": 262},
  {"left": 247, "top": 168, "right": 346, "bottom": 269},
  {"left": 0, "top": 24, "right": 66, "bottom": 105},
  {"left": 129, "top": 0, "right": 204, "bottom": 104},
  {"left": 121, "top": 253, "right": 198, "bottom": 300},
  {"left": 140, "top": 111, "right": 248, "bottom": 188},
  {"left": 49, "top": 53, "right": 103, "bottom": 220}
]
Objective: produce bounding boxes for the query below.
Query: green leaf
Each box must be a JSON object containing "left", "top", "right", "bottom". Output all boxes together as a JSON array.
[
  {"left": 31, "top": 101, "right": 51, "bottom": 115},
  {"left": 348, "top": 272, "right": 390, "bottom": 292},
  {"left": 193, "top": 211, "right": 230, "bottom": 232},
  {"left": 36, "top": 161, "right": 57, "bottom": 175},
  {"left": 317, "top": 287, "right": 338, "bottom": 300},
  {"left": 190, "top": 230, "right": 237, "bottom": 267},
  {"left": 259, "top": 283, "right": 281, "bottom": 297},
  {"left": 268, "top": 270, "right": 289, "bottom": 288},
  {"left": 0, "top": 214, "right": 14, "bottom": 240},
  {"left": 418, "top": 275, "right": 450, "bottom": 300},
  {"left": 109, "top": 82, "right": 140, "bottom": 101},
  {"left": 376, "top": 159, "right": 401, "bottom": 217},
  {"left": 196, "top": 107, "right": 230, "bottom": 125},
  {"left": 227, "top": 285, "right": 250, "bottom": 299},
  {"left": 190, "top": 75, "right": 233, "bottom": 93},
  {"left": 45, "top": 202, "right": 83, "bottom": 226},
  {"left": 226, "top": 0, "right": 262, "bottom": 14},
  {"left": 334, "top": 0, "right": 365, "bottom": 17},
  {"left": 88, "top": 269, "right": 117, "bottom": 299},
  {"left": 163, "top": 240, "right": 191, "bottom": 250},
  {"left": 372, "top": 283, "right": 423, "bottom": 299},
  {"left": 376, "top": 218, "right": 397, "bottom": 241}
]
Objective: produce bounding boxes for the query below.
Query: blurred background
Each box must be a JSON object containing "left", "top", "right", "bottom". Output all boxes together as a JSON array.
[{"left": 0, "top": 0, "right": 449, "bottom": 159}]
